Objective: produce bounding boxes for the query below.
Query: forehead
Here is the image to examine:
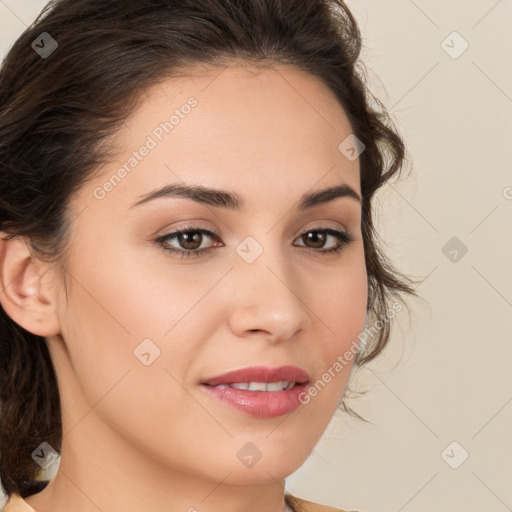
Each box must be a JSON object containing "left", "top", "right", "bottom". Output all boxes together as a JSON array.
[{"left": 74, "top": 62, "right": 360, "bottom": 213}]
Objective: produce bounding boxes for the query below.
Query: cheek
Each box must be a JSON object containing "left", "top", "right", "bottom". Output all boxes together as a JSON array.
[
  {"left": 300, "top": 245, "right": 367, "bottom": 406},
  {"left": 58, "top": 243, "right": 227, "bottom": 407},
  {"left": 66, "top": 242, "right": 217, "bottom": 342},
  {"left": 57, "top": 256, "right": 219, "bottom": 460},
  {"left": 313, "top": 243, "right": 368, "bottom": 346}
]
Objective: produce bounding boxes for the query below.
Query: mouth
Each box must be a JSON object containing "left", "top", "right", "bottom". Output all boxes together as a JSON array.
[{"left": 199, "top": 365, "right": 311, "bottom": 418}]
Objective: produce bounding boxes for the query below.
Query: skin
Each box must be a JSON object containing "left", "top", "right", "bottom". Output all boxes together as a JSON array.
[{"left": 0, "top": 62, "right": 367, "bottom": 512}]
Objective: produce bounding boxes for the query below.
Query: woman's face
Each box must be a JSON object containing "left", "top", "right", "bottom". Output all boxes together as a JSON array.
[{"left": 48, "top": 63, "right": 367, "bottom": 486}]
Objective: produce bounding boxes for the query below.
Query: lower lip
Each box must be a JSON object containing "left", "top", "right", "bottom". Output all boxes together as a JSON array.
[{"left": 200, "top": 383, "right": 310, "bottom": 418}]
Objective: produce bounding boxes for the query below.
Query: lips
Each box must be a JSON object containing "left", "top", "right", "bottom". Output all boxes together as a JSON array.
[
  {"left": 200, "top": 382, "right": 310, "bottom": 418},
  {"left": 201, "top": 365, "right": 310, "bottom": 387}
]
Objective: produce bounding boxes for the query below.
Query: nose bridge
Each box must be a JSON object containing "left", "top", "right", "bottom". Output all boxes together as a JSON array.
[{"left": 228, "top": 235, "right": 311, "bottom": 340}]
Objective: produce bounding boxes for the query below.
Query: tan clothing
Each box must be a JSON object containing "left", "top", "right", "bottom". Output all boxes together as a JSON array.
[
  {"left": 285, "top": 493, "right": 356, "bottom": 512},
  {"left": 4, "top": 491, "right": 357, "bottom": 512}
]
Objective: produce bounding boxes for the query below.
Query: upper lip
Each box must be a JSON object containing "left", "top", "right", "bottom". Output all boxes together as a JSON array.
[{"left": 201, "top": 365, "right": 310, "bottom": 386}]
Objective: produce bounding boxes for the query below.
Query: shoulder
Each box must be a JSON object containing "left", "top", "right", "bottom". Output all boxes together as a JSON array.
[
  {"left": 3, "top": 493, "right": 37, "bottom": 512},
  {"left": 285, "top": 492, "right": 360, "bottom": 512}
]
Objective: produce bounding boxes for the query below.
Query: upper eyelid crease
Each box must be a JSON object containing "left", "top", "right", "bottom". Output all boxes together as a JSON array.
[{"left": 130, "top": 183, "right": 361, "bottom": 210}]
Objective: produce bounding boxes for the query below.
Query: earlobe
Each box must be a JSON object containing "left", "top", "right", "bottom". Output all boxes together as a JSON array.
[{"left": 0, "top": 233, "right": 61, "bottom": 337}]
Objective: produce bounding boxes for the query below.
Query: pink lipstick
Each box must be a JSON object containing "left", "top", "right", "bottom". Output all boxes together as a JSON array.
[{"left": 200, "top": 365, "right": 311, "bottom": 418}]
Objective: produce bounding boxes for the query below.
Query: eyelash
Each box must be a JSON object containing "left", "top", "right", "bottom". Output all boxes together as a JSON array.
[{"left": 154, "top": 226, "right": 355, "bottom": 259}]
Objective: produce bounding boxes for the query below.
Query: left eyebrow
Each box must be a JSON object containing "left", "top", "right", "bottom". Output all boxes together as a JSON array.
[{"left": 129, "top": 182, "right": 361, "bottom": 210}]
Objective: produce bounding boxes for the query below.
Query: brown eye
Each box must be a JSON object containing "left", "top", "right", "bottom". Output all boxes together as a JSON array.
[
  {"left": 294, "top": 229, "right": 354, "bottom": 253},
  {"left": 300, "top": 231, "right": 328, "bottom": 249},
  {"left": 176, "top": 232, "right": 203, "bottom": 251},
  {"left": 155, "top": 227, "right": 222, "bottom": 259}
]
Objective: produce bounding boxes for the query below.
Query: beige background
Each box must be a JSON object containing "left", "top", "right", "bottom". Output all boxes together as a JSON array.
[{"left": 1, "top": 1, "right": 511, "bottom": 511}]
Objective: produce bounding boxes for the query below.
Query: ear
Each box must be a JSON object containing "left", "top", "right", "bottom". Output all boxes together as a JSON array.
[{"left": 0, "top": 233, "right": 61, "bottom": 337}]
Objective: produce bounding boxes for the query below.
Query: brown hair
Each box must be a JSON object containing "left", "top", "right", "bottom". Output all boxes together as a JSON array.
[{"left": 0, "top": 0, "right": 418, "bottom": 499}]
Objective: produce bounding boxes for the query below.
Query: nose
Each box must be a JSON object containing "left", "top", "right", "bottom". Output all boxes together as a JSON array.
[{"left": 227, "top": 247, "right": 311, "bottom": 343}]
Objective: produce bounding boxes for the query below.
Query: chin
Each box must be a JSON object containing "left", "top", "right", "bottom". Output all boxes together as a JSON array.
[
  {"left": 231, "top": 451, "right": 306, "bottom": 484},
  {"left": 221, "top": 463, "right": 297, "bottom": 486}
]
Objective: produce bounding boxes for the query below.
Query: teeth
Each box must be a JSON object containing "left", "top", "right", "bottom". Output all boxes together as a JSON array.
[
  {"left": 265, "top": 381, "right": 286, "bottom": 392},
  {"left": 230, "top": 382, "right": 253, "bottom": 390},
  {"left": 248, "top": 382, "right": 267, "bottom": 391},
  {"left": 213, "top": 381, "right": 296, "bottom": 391}
]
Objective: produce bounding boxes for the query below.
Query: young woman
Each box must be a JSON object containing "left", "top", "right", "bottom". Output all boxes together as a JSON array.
[{"left": 0, "top": 1, "right": 417, "bottom": 511}]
